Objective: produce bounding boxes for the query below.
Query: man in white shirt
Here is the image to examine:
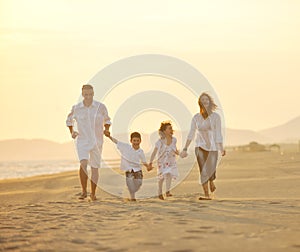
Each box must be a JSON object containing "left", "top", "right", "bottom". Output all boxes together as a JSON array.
[
  {"left": 66, "top": 84, "right": 111, "bottom": 201},
  {"left": 107, "top": 132, "right": 151, "bottom": 201}
]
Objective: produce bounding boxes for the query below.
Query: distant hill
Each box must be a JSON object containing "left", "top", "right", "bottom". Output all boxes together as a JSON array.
[
  {"left": 225, "top": 128, "right": 271, "bottom": 146},
  {"left": 0, "top": 115, "right": 299, "bottom": 160},
  {"left": 225, "top": 116, "right": 300, "bottom": 146},
  {"left": 0, "top": 139, "right": 77, "bottom": 161},
  {"left": 258, "top": 116, "right": 300, "bottom": 143}
]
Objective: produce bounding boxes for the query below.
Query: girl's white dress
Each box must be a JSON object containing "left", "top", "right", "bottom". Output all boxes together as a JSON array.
[{"left": 155, "top": 137, "right": 179, "bottom": 180}]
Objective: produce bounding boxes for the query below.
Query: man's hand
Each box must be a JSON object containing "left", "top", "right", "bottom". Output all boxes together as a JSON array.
[
  {"left": 103, "top": 129, "right": 110, "bottom": 137},
  {"left": 71, "top": 131, "right": 78, "bottom": 139}
]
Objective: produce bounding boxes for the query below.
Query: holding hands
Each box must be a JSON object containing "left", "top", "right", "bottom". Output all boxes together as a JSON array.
[
  {"left": 147, "top": 163, "right": 154, "bottom": 171},
  {"left": 179, "top": 148, "right": 188, "bottom": 158},
  {"left": 104, "top": 129, "right": 110, "bottom": 137},
  {"left": 71, "top": 131, "right": 79, "bottom": 139}
]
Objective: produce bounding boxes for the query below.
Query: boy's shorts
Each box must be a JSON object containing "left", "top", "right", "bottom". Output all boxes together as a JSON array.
[
  {"left": 77, "top": 144, "right": 103, "bottom": 168},
  {"left": 125, "top": 170, "right": 143, "bottom": 179}
]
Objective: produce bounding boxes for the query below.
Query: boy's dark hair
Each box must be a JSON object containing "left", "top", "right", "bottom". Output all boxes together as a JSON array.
[
  {"left": 130, "top": 132, "right": 141, "bottom": 140},
  {"left": 82, "top": 84, "right": 94, "bottom": 91}
]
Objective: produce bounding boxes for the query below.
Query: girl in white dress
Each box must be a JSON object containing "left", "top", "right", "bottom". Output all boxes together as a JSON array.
[{"left": 150, "top": 121, "right": 179, "bottom": 200}]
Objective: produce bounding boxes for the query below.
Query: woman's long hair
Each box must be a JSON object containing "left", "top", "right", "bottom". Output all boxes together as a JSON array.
[{"left": 198, "top": 92, "right": 217, "bottom": 119}]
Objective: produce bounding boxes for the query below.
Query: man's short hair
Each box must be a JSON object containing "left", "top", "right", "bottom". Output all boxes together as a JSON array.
[
  {"left": 82, "top": 84, "right": 94, "bottom": 91},
  {"left": 130, "top": 132, "right": 141, "bottom": 140}
]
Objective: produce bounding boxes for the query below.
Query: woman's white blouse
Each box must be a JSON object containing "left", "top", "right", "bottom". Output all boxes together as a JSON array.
[{"left": 187, "top": 112, "right": 223, "bottom": 151}]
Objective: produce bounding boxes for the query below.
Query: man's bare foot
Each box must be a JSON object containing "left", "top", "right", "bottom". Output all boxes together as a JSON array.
[
  {"left": 209, "top": 181, "right": 216, "bottom": 193},
  {"left": 130, "top": 198, "right": 137, "bottom": 202},
  {"left": 166, "top": 191, "right": 173, "bottom": 197},
  {"left": 158, "top": 194, "right": 164, "bottom": 200}
]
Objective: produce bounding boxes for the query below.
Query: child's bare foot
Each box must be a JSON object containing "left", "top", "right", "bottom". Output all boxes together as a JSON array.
[
  {"left": 78, "top": 191, "right": 87, "bottom": 200},
  {"left": 89, "top": 194, "right": 97, "bottom": 201},
  {"left": 209, "top": 181, "right": 216, "bottom": 193},
  {"left": 166, "top": 191, "right": 173, "bottom": 197},
  {"left": 158, "top": 194, "right": 164, "bottom": 200}
]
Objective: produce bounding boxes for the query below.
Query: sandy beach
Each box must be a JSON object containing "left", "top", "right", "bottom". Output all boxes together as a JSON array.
[{"left": 1, "top": 151, "right": 300, "bottom": 252}]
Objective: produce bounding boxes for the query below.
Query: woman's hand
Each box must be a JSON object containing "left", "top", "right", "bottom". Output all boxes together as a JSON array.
[{"left": 180, "top": 150, "right": 188, "bottom": 158}]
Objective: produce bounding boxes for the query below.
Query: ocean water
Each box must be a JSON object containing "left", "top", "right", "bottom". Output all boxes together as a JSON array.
[
  {"left": 0, "top": 159, "right": 123, "bottom": 180},
  {"left": 0, "top": 160, "right": 79, "bottom": 180},
  {"left": 0, "top": 155, "right": 196, "bottom": 181}
]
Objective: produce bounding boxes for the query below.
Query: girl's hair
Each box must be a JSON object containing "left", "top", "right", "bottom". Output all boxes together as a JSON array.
[
  {"left": 198, "top": 92, "right": 217, "bottom": 119},
  {"left": 158, "top": 121, "right": 172, "bottom": 139}
]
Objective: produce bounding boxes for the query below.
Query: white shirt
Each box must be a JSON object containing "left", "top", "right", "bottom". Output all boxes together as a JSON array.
[
  {"left": 66, "top": 100, "right": 111, "bottom": 148},
  {"left": 187, "top": 112, "right": 223, "bottom": 151},
  {"left": 117, "top": 142, "right": 146, "bottom": 172}
]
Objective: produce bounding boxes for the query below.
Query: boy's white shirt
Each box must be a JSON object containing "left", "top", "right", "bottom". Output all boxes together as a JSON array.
[{"left": 117, "top": 141, "right": 146, "bottom": 172}]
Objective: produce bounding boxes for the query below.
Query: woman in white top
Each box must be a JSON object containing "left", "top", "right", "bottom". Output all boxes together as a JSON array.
[
  {"left": 150, "top": 121, "right": 179, "bottom": 200},
  {"left": 181, "top": 93, "right": 226, "bottom": 200}
]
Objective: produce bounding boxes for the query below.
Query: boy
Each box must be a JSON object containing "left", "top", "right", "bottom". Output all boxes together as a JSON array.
[{"left": 106, "top": 132, "right": 151, "bottom": 201}]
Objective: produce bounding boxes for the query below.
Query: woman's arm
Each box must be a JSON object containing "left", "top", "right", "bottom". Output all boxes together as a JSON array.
[
  {"left": 215, "top": 114, "right": 225, "bottom": 156},
  {"left": 183, "top": 139, "right": 192, "bottom": 152},
  {"left": 183, "top": 117, "right": 196, "bottom": 151}
]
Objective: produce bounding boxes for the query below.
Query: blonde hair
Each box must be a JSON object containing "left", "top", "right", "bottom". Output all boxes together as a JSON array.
[{"left": 158, "top": 121, "right": 172, "bottom": 139}]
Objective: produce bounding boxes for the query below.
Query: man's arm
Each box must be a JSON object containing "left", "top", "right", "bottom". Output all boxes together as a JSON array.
[
  {"left": 66, "top": 106, "right": 78, "bottom": 139},
  {"left": 104, "top": 124, "right": 111, "bottom": 137},
  {"left": 68, "top": 126, "right": 78, "bottom": 139},
  {"left": 102, "top": 104, "right": 111, "bottom": 137},
  {"left": 68, "top": 126, "right": 73, "bottom": 134}
]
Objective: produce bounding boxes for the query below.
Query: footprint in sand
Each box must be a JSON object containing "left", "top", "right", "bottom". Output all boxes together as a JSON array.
[
  {"left": 176, "top": 220, "right": 188, "bottom": 225},
  {"left": 71, "top": 238, "right": 86, "bottom": 244},
  {"left": 171, "top": 249, "right": 195, "bottom": 252},
  {"left": 186, "top": 229, "right": 205, "bottom": 234},
  {"left": 291, "top": 244, "right": 300, "bottom": 248},
  {"left": 182, "top": 235, "right": 203, "bottom": 240},
  {"left": 137, "top": 242, "right": 162, "bottom": 246},
  {"left": 186, "top": 226, "right": 222, "bottom": 235},
  {"left": 269, "top": 201, "right": 281, "bottom": 205}
]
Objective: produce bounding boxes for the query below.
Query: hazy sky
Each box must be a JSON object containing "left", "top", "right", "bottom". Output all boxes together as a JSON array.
[{"left": 1, "top": 0, "right": 300, "bottom": 143}]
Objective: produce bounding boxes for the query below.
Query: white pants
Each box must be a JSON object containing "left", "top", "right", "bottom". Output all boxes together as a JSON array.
[{"left": 125, "top": 170, "right": 143, "bottom": 199}]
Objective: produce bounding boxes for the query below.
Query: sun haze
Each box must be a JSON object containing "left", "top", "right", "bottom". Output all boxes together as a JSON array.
[{"left": 0, "top": 0, "right": 300, "bottom": 142}]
